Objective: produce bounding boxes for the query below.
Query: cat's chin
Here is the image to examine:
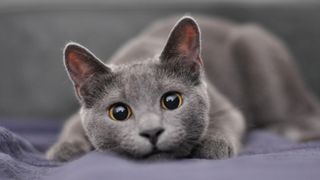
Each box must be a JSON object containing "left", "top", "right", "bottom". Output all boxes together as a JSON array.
[
  {"left": 143, "top": 151, "right": 176, "bottom": 161},
  {"left": 133, "top": 147, "right": 174, "bottom": 161}
]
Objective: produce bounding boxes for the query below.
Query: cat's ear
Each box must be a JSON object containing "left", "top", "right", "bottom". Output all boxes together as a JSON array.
[
  {"left": 160, "top": 16, "right": 203, "bottom": 66},
  {"left": 64, "top": 42, "right": 111, "bottom": 95}
]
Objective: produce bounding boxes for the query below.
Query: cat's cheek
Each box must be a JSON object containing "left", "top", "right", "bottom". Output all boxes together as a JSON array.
[{"left": 80, "top": 108, "right": 118, "bottom": 149}]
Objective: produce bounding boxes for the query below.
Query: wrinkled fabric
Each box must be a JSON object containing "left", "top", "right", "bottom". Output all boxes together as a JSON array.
[{"left": 0, "top": 124, "right": 320, "bottom": 180}]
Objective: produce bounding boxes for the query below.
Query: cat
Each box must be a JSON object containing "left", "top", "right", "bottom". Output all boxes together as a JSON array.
[{"left": 46, "top": 15, "right": 320, "bottom": 162}]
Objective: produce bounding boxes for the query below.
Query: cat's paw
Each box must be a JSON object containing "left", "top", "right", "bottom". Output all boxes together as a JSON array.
[
  {"left": 46, "top": 140, "right": 92, "bottom": 162},
  {"left": 193, "top": 139, "right": 235, "bottom": 159}
]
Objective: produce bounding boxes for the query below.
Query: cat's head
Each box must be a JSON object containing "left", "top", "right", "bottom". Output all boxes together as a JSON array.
[{"left": 64, "top": 16, "right": 210, "bottom": 159}]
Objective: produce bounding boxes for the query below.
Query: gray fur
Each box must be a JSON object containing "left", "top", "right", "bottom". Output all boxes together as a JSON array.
[{"left": 46, "top": 15, "right": 320, "bottom": 162}]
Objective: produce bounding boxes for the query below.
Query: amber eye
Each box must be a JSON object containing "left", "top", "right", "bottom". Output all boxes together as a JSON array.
[
  {"left": 161, "top": 91, "right": 183, "bottom": 110},
  {"left": 108, "top": 103, "right": 132, "bottom": 121}
]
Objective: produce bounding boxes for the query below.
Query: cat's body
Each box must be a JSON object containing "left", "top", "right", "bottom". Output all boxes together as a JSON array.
[{"left": 47, "top": 16, "right": 320, "bottom": 162}]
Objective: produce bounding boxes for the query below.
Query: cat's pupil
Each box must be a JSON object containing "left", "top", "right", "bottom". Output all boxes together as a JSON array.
[
  {"left": 112, "top": 104, "right": 129, "bottom": 121},
  {"left": 162, "top": 92, "right": 182, "bottom": 110}
]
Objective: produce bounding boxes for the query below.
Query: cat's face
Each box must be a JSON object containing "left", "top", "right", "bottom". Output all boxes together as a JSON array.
[{"left": 64, "top": 17, "right": 210, "bottom": 158}]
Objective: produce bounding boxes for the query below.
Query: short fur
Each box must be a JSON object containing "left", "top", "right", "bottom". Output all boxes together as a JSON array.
[{"left": 46, "top": 15, "right": 320, "bottom": 162}]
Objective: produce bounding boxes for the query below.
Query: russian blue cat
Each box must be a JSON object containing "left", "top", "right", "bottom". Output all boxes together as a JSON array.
[{"left": 47, "top": 16, "right": 320, "bottom": 161}]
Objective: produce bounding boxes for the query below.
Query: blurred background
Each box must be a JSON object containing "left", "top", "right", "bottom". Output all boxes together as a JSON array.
[{"left": 1, "top": 0, "right": 320, "bottom": 150}]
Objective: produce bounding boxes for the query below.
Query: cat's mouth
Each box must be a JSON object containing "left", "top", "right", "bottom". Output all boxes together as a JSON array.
[{"left": 141, "top": 146, "right": 172, "bottom": 159}]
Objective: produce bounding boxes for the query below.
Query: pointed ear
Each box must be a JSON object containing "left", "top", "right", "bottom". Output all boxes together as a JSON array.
[
  {"left": 160, "top": 16, "right": 203, "bottom": 65},
  {"left": 64, "top": 42, "right": 110, "bottom": 94}
]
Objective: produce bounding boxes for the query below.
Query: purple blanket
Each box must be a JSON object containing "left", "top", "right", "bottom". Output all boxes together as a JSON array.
[{"left": 1, "top": 121, "right": 320, "bottom": 180}]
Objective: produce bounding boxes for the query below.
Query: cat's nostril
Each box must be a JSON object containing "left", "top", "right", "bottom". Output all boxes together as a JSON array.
[
  {"left": 155, "top": 128, "right": 164, "bottom": 137},
  {"left": 139, "top": 128, "right": 164, "bottom": 145}
]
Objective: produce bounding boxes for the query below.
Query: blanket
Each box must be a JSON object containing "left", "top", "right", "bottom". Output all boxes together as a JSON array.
[{"left": 1, "top": 122, "right": 320, "bottom": 180}]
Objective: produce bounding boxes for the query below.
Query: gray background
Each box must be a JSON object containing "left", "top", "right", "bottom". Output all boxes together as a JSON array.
[{"left": 1, "top": 0, "right": 320, "bottom": 119}]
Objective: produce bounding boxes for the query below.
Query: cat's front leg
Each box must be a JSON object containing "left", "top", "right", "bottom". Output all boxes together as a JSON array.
[
  {"left": 46, "top": 113, "right": 93, "bottom": 162},
  {"left": 194, "top": 137, "right": 235, "bottom": 159},
  {"left": 194, "top": 108, "right": 245, "bottom": 159},
  {"left": 46, "top": 137, "right": 92, "bottom": 162}
]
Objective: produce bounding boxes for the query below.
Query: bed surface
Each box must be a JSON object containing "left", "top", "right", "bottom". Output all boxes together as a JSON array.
[{"left": 1, "top": 119, "right": 320, "bottom": 180}]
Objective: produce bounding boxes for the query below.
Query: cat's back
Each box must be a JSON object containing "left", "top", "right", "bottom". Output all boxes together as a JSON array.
[{"left": 108, "top": 15, "right": 237, "bottom": 65}]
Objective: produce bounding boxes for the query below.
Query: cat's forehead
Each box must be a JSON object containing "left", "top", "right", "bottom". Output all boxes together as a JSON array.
[
  {"left": 103, "top": 62, "right": 188, "bottom": 106},
  {"left": 118, "top": 62, "right": 179, "bottom": 91}
]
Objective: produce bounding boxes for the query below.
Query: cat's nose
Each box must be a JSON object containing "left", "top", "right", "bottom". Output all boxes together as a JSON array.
[{"left": 139, "top": 128, "right": 164, "bottom": 145}]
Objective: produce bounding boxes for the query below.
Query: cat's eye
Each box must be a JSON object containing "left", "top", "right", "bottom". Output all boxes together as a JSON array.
[
  {"left": 161, "top": 91, "right": 183, "bottom": 110},
  {"left": 108, "top": 103, "right": 132, "bottom": 121}
]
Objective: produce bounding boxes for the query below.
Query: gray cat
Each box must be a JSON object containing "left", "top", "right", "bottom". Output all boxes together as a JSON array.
[{"left": 46, "top": 15, "right": 320, "bottom": 162}]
